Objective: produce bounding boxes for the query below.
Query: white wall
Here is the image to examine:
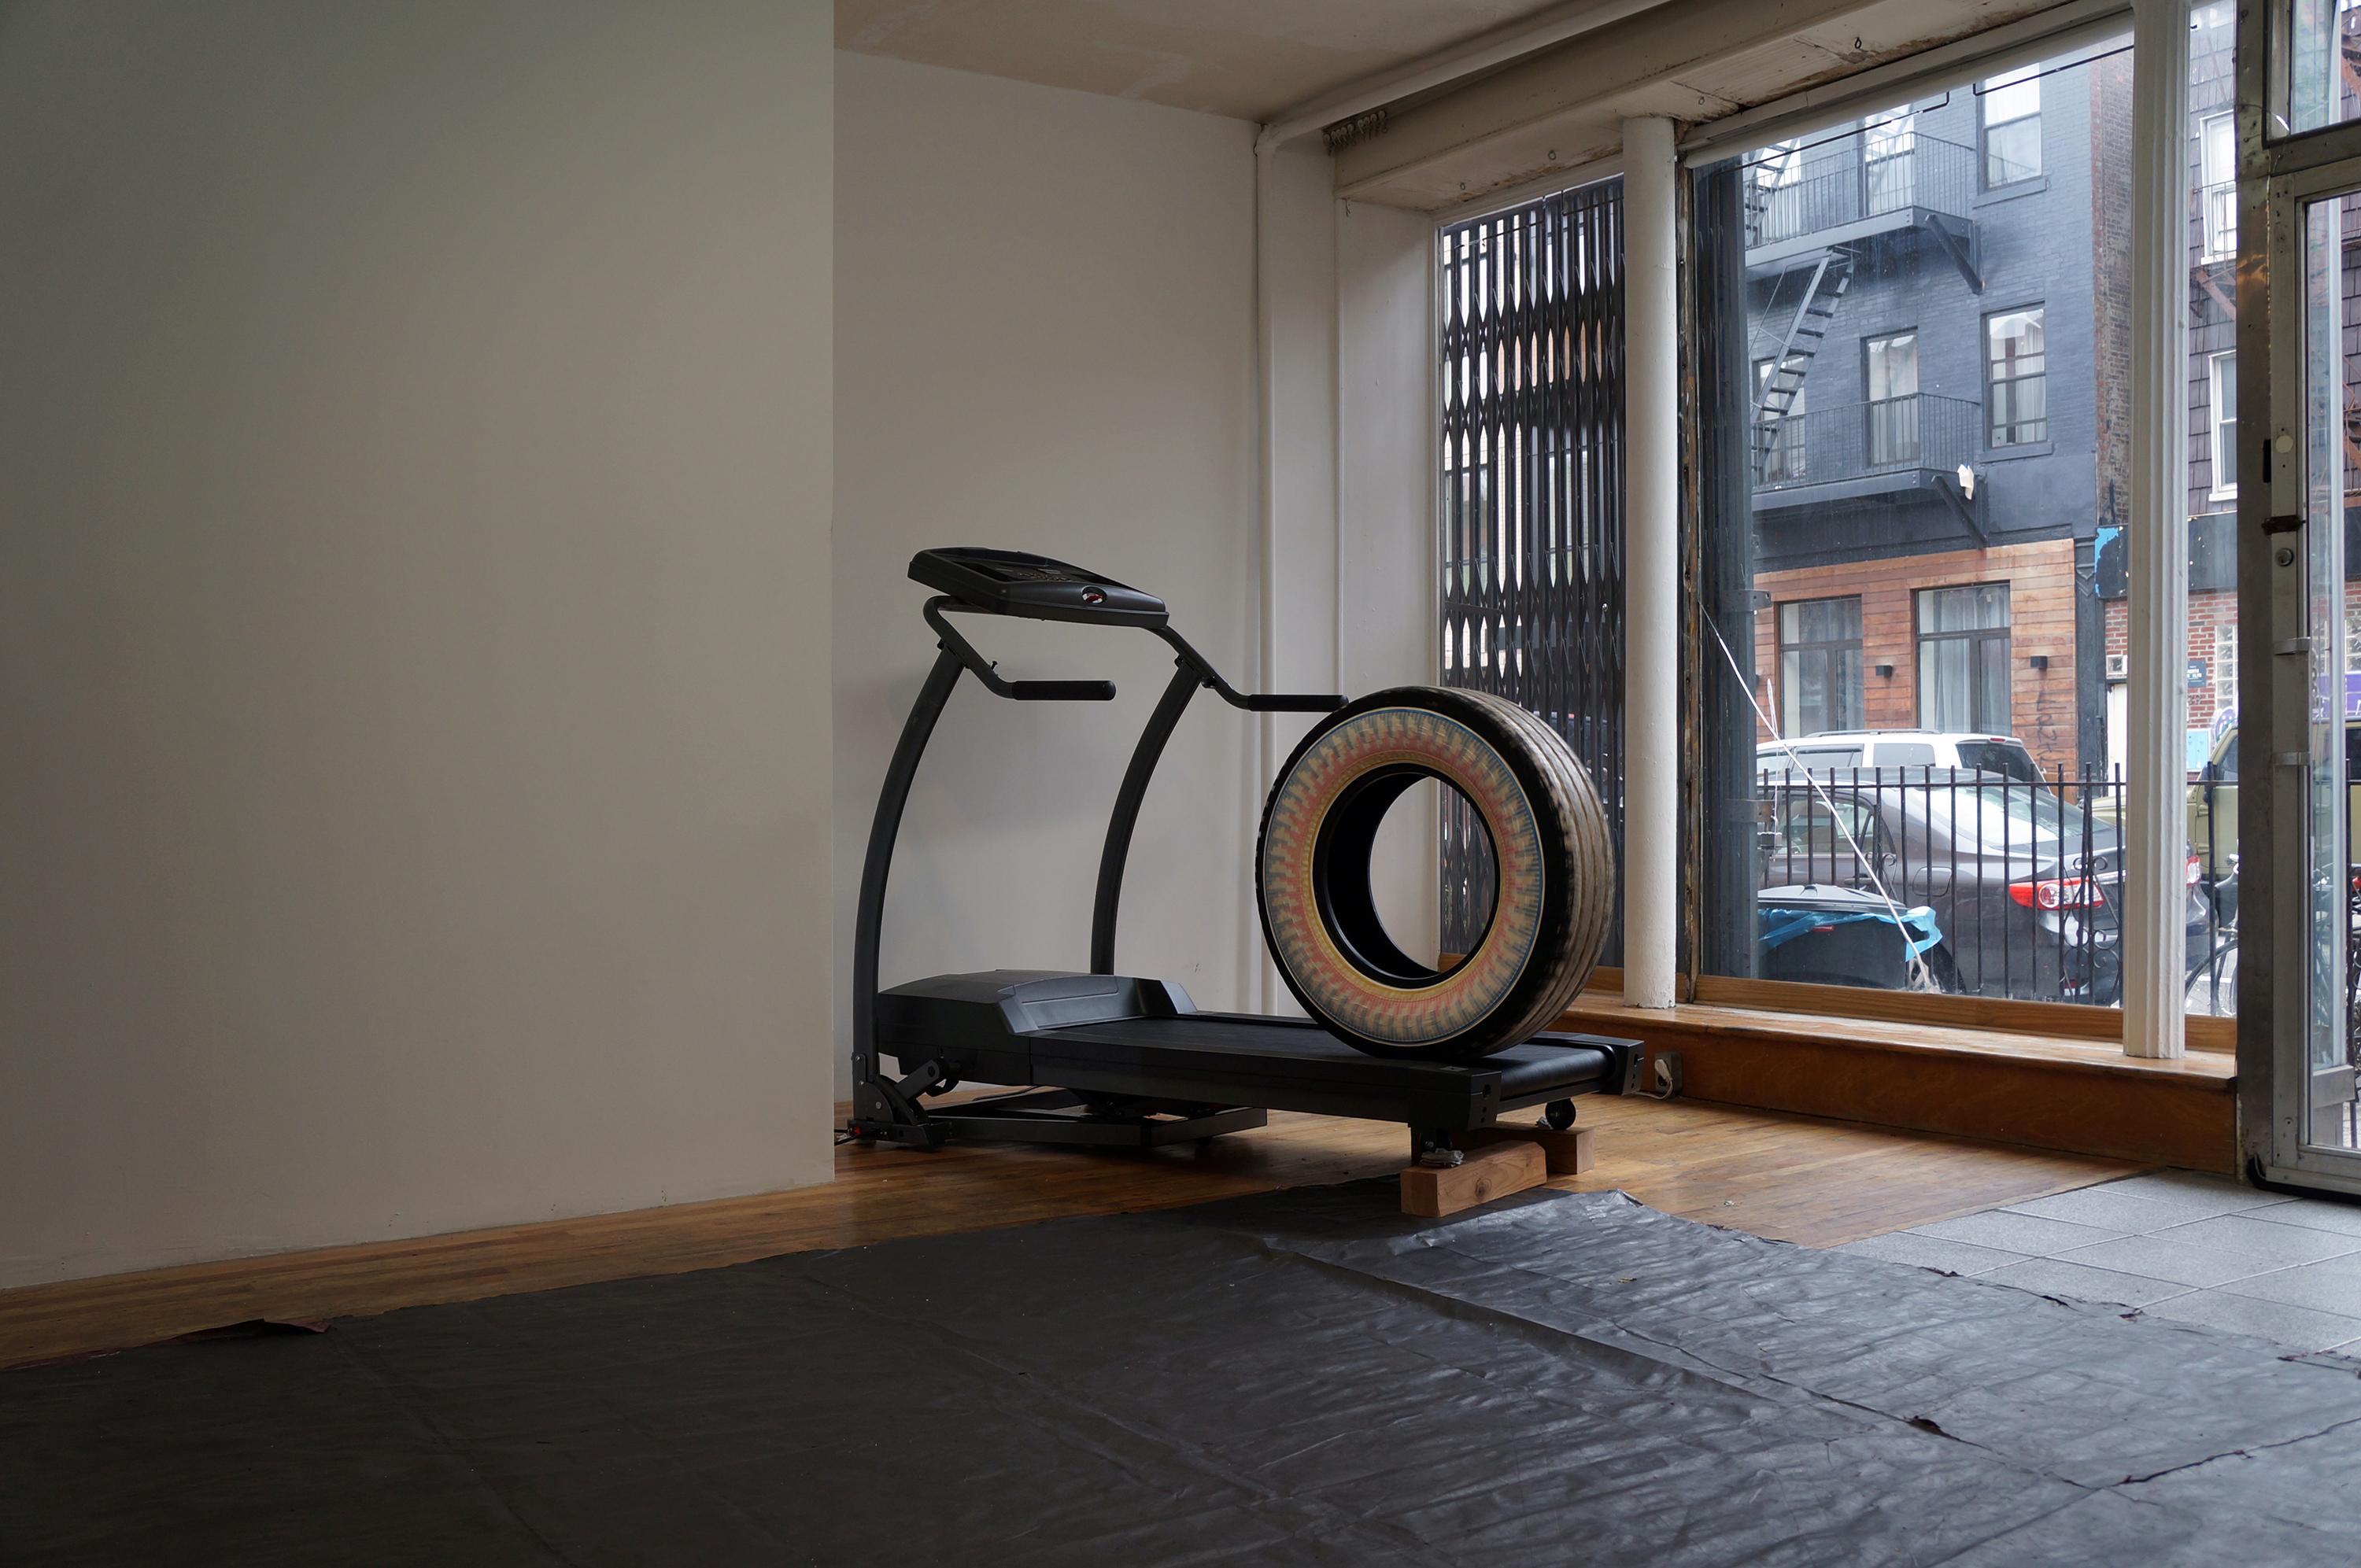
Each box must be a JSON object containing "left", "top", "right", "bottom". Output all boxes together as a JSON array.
[
  {"left": 1256, "top": 153, "right": 1440, "bottom": 980},
  {"left": 834, "top": 54, "right": 1260, "bottom": 1091},
  {"left": 1336, "top": 199, "right": 1443, "bottom": 954},
  {"left": 0, "top": 0, "right": 836, "bottom": 1289}
]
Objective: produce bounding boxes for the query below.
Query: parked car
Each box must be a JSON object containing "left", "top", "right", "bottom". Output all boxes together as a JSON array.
[
  {"left": 1759, "top": 729, "right": 2049, "bottom": 782},
  {"left": 1753, "top": 769, "right": 2209, "bottom": 1004},
  {"left": 1757, "top": 884, "right": 1945, "bottom": 991}
]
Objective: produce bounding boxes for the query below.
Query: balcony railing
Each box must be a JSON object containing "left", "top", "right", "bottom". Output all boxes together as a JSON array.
[
  {"left": 1746, "top": 133, "right": 1976, "bottom": 249},
  {"left": 1753, "top": 393, "right": 1979, "bottom": 491}
]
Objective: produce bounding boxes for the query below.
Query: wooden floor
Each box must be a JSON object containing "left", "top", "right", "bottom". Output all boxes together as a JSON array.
[{"left": 0, "top": 1096, "right": 2140, "bottom": 1371}]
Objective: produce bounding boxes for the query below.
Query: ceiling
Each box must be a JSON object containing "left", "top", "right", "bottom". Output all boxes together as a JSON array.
[
  {"left": 1335, "top": 0, "right": 2072, "bottom": 208},
  {"left": 835, "top": 0, "right": 1627, "bottom": 123}
]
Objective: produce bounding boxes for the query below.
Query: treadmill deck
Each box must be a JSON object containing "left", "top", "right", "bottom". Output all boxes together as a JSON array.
[{"left": 878, "top": 970, "right": 1637, "bottom": 1133}]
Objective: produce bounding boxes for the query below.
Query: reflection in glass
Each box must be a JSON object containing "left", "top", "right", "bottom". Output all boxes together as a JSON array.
[
  {"left": 2303, "top": 196, "right": 2355, "bottom": 1149},
  {"left": 1982, "top": 65, "right": 2042, "bottom": 185},
  {"left": 2287, "top": 0, "right": 2359, "bottom": 136}
]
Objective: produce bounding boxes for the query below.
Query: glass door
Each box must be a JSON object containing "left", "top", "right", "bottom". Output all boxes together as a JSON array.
[{"left": 2263, "top": 166, "right": 2361, "bottom": 1188}]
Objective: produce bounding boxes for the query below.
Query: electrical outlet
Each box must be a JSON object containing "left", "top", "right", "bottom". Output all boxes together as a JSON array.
[{"left": 1650, "top": 1052, "right": 1683, "bottom": 1099}]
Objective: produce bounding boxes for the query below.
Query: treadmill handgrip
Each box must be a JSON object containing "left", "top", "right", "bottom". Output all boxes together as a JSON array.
[
  {"left": 1007, "top": 679, "right": 1118, "bottom": 702},
  {"left": 1243, "top": 692, "right": 1348, "bottom": 712}
]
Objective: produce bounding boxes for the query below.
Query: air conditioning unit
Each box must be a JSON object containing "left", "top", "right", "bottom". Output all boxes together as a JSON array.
[{"left": 2104, "top": 652, "right": 2129, "bottom": 681}]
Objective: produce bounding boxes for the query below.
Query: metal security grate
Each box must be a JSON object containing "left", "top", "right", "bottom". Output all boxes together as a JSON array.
[{"left": 1438, "top": 181, "right": 1627, "bottom": 963}]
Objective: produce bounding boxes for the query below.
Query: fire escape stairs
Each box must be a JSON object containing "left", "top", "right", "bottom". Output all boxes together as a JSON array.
[{"left": 1750, "top": 246, "right": 1857, "bottom": 481}]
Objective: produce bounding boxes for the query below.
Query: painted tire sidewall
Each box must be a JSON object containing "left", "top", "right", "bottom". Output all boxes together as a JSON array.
[{"left": 1256, "top": 687, "right": 1609, "bottom": 1060}]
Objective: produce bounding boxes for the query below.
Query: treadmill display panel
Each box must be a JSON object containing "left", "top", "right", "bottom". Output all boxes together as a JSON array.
[{"left": 908, "top": 546, "right": 1167, "bottom": 626}]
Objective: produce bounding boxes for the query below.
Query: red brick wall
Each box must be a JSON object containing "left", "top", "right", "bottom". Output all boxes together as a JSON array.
[{"left": 2104, "top": 584, "right": 2359, "bottom": 746}]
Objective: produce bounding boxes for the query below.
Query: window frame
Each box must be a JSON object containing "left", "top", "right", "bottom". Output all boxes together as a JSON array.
[
  {"left": 1861, "top": 105, "right": 1919, "bottom": 215},
  {"left": 1913, "top": 583, "right": 2014, "bottom": 734},
  {"left": 1982, "top": 304, "right": 2049, "bottom": 448},
  {"left": 1654, "top": 16, "right": 2242, "bottom": 1054},
  {"left": 1775, "top": 596, "right": 1864, "bottom": 736},
  {"left": 2208, "top": 349, "right": 2238, "bottom": 500},
  {"left": 1863, "top": 329, "right": 1921, "bottom": 467},
  {"left": 1980, "top": 64, "right": 2044, "bottom": 189},
  {"left": 2200, "top": 110, "right": 2237, "bottom": 260}
]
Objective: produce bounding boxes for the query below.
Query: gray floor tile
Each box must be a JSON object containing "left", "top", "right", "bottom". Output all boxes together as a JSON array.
[
  {"left": 2003, "top": 1186, "right": 2189, "bottom": 1234},
  {"left": 2137, "top": 1287, "right": 2361, "bottom": 1352},
  {"left": 2247, "top": 1197, "right": 2361, "bottom": 1238},
  {"left": 2052, "top": 1233, "right": 2267, "bottom": 1289},
  {"left": 1837, "top": 1232, "right": 2029, "bottom": 1276},
  {"left": 1909, "top": 1209, "right": 2125, "bottom": 1256},
  {"left": 2153, "top": 1212, "right": 2361, "bottom": 1271},
  {"left": 2215, "top": 1253, "right": 2361, "bottom": 1316},
  {"left": 2085, "top": 1171, "right": 2292, "bottom": 1222},
  {"left": 1975, "top": 1256, "right": 2189, "bottom": 1308}
]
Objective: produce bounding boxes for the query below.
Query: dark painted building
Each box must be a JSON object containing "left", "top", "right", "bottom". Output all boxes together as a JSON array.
[{"left": 1741, "top": 23, "right": 2224, "bottom": 777}]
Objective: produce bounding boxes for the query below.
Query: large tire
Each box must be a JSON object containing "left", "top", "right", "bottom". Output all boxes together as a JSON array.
[{"left": 1255, "top": 686, "right": 1614, "bottom": 1061}]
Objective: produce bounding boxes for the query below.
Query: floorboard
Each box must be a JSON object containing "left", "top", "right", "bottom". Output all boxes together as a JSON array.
[{"left": 0, "top": 1095, "right": 2140, "bottom": 1370}]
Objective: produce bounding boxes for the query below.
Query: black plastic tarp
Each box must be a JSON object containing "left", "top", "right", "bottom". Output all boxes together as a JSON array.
[{"left": 6, "top": 1183, "right": 2359, "bottom": 1565}]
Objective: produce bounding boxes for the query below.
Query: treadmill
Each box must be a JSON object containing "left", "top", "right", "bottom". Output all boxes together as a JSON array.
[{"left": 847, "top": 547, "right": 1642, "bottom": 1163}]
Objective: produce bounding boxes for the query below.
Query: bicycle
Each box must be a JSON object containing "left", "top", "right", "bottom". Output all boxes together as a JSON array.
[{"left": 2185, "top": 861, "right": 2237, "bottom": 1020}]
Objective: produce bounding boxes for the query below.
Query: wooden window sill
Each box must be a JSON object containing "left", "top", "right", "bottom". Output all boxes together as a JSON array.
[{"left": 1553, "top": 987, "right": 2233, "bottom": 1172}]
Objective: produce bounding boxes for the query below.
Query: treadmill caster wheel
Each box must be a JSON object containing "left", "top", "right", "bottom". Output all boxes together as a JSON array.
[{"left": 1543, "top": 1099, "right": 1577, "bottom": 1131}]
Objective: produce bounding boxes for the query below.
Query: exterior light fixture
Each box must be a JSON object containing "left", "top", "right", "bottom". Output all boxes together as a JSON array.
[{"left": 1956, "top": 463, "right": 1975, "bottom": 500}]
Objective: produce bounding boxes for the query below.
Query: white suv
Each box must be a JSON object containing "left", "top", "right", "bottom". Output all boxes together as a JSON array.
[{"left": 1758, "top": 729, "right": 2042, "bottom": 781}]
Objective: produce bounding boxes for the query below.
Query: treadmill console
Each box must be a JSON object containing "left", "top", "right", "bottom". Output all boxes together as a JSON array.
[{"left": 909, "top": 546, "right": 1168, "bottom": 627}]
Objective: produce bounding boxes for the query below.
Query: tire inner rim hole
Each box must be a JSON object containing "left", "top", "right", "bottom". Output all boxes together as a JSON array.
[{"left": 1310, "top": 766, "right": 1498, "bottom": 988}]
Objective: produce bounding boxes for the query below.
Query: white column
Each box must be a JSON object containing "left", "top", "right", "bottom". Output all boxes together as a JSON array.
[
  {"left": 2124, "top": 0, "right": 2190, "bottom": 1059},
  {"left": 1622, "top": 116, "right": 1679, "bottom": 1009}
]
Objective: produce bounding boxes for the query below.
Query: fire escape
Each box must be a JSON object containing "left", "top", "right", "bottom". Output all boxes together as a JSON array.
[{"left": 1745, "top": 124, "right": 1985, "bottom": 540}]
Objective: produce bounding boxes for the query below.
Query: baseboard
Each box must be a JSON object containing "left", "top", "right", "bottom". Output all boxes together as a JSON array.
[{"left": 0, "top": 1178, "right": 872, "bottom": 1373}]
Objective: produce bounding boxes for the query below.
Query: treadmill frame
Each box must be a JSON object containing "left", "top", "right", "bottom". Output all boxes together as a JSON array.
[{"left": 848, "top": 580, "right": 1637, "bottom": 1152}]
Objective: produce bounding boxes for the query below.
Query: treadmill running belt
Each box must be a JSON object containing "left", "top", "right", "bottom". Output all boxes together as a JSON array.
[{"left": 1040, "top": 1016, "right": 1616, "bottom": 1099}]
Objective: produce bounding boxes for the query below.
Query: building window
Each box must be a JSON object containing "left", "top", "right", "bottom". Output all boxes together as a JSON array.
[
  {"left": 1750, "top": 138, "right": 1805, "bottom": 246},
  {"left": 1863, "top": 105, "right": 1916, "bottom": 215},
  {"left": 2209, "top": 351, "right": 2237, "bottom": 497},
  {"left": 1917, "top": 584, "right": 2012, "bottom": 733},
  {"left": 2200, "top": 112, "right": 2237, "bottom": 260},
  {"left": 1985, "top": 307, "right": 2047, "bottom": 447},
  {"left": 1778, "top": 598, "right": 1864, "bottom": 736},
  {"left": 1982, "top": 65, "right": 2042, "bottom": 186},
  {"left": 1754, "top": 359, "right": 1806, "bottom": 481},
  {"left": 1865, "top": 330, "right": 1919, "bottom": 466}
]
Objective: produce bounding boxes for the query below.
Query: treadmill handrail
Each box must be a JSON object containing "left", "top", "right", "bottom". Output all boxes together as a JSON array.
[
  {"left": 1087, "top": 642, "right": 1341, "bottom": 973},
  {"left": 1151, "top": 624, "right": 1343, "bottom": 713},
  {"left": 855, "top": 583, "right": 1349, "bottom": 1117},
  {"left": 922, "top": 599, "right": 1115, "bottom": 702}
]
